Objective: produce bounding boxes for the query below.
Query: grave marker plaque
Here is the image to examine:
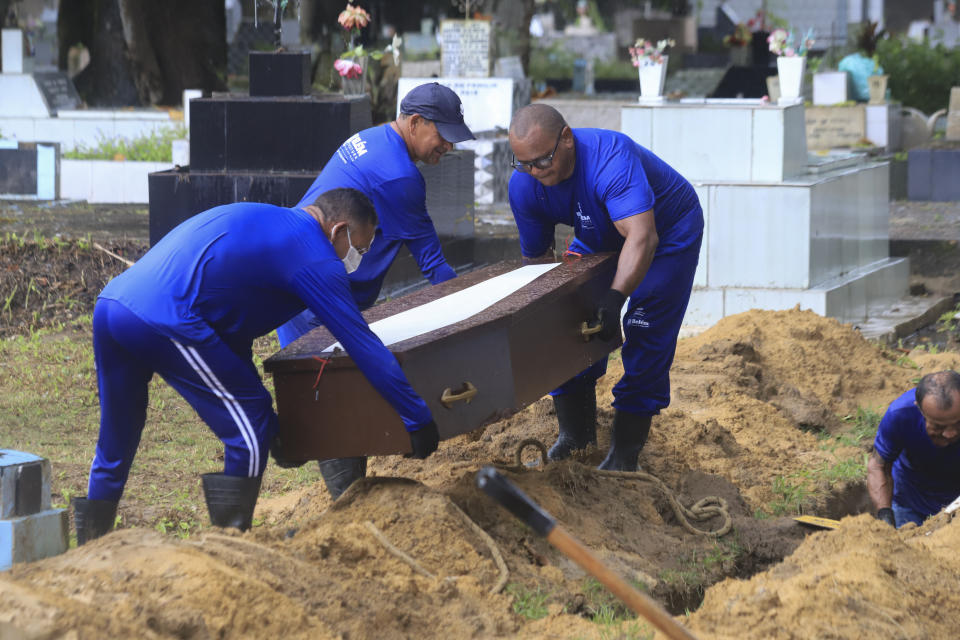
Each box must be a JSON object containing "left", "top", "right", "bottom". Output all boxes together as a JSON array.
[
  {"left": 33, "top": 72, "right": 82, "bottom": 113},
  {"left": 805, "top": 105, "right": 866, "bottom": 149},
  {"left": 440, "top": 19, "right": 491, "bottom": 78},
  {"left": 947, "top": 87, "right": 960, "bottom": 142}
]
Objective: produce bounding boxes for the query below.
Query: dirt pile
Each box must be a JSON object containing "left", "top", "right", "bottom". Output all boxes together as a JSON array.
[
  {"left": 3, "top": 308, "right": 959, "bottom": 639},
  {"left": 684, "top": 513, "right": 960, "bottom": 640}
]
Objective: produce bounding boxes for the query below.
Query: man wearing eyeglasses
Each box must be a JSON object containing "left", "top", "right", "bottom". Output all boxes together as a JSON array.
[
  {"left": 273, "top": 82, "right": 475, "bottom": 499},
  {"left": 868, "top": 370, "right": 960, "bottom": 528},
  {"left": 507, "top": 103, "right": 703, "bottom": 472},
  {"left": 71, "top": 188, "right": 441, "bottom": 544}
]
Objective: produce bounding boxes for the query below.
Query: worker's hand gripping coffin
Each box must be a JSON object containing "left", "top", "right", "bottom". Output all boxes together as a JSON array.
[{"left": 264, "top": 254, "right": 621, "bottom": 460}]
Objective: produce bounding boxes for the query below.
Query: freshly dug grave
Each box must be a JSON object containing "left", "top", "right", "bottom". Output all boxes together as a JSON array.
[{"left": 3, "top": 307, "right": 960, "bottom": 638}]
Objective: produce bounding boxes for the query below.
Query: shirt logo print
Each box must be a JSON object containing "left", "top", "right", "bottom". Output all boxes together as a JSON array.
[
  {"left": 339, "top": 133, "right": 368, "bottom": 163},
  {"left": 575, "top": 202, "right": 594, "bottom": 230},
  {"left": 625, "top": 307, "right": 650, "bottom": 328}
]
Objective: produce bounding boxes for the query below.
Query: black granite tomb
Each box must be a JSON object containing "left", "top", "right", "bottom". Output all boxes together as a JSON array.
[{"left": 148, "top": 51, "right": 480, "bottom": 299}]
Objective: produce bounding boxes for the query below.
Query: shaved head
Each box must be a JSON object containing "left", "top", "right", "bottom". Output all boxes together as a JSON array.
[{"left": 510, "top": 103, "right": 567, "bottom": 141}]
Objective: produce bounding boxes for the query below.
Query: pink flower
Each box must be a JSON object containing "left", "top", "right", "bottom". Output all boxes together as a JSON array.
[
  {"left": 334, "top": 58, "right": 363, "bottom": 78},
  {"left": 784, "top": 47, "right": 795, "bottom": 56},
  {"left": 338, "top": 4, "right": 370, "bottom": 31}
]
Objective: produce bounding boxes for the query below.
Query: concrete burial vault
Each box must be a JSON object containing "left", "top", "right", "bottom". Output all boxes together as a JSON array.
[{"left": 264, "top": 255, "right": 620, "bottom": 461}]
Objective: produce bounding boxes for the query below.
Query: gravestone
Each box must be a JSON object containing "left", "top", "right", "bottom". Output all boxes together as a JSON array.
[
  {"left": 33, "top": 71, "right": 82, "bottom": 113},
  {"left": 947, "top": 87, "right": 960, "bottom": 141},
  {"left": 439, "top": 19, "right": 491, "bottom": 78},
  {"left": 0, "top": 450, "right": 68, "bottom": 570},
  {"left": 805, "top": 105, "right": 866, "bottom": 149}
]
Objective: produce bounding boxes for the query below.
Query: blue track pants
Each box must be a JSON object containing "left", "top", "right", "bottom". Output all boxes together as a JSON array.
[
  {"left": 551, "top": 233, "right": 702, "bottom": 416},
  {"left": 88, "top": 299, "right": 276, "bottom": 501}
]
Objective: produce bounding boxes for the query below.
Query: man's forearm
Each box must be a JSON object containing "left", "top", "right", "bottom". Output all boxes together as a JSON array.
[
  {"left": 866, "top": 451, "right": 894, "bottom": 510},
  {"left": 610, "top": 232, "right": 657, "bottom": 295}
]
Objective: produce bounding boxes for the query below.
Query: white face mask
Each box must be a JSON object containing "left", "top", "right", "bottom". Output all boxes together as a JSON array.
[{"left": 332, "top": 225, "right": 364, "bottom": 274}]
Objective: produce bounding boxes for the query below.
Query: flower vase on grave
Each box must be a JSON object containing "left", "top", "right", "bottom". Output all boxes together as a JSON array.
[
  {"left": 638, "top": 55, "right": 667, "bottom": 101},
  {"left": 868, "top": 74, "right": 888, "bottom": 104},
  {"left": 776, "top": 56, "right": 805, "bottom": 102},
  {"left": 337, "top": 56, "right": 367, "bottom": 97}
]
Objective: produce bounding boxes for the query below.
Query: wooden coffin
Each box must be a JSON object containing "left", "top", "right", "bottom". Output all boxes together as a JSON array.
[{"left": 263, "top": 253, "right": 620, "bottom": 460}]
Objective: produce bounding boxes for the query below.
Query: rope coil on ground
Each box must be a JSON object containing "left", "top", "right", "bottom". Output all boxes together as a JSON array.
[{"left": 502, "top": 439, "right": 732, "bottom": 538}]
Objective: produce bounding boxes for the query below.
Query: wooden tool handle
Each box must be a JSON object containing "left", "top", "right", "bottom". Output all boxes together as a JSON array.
[
  {"left": 547, "top": 526, "right": 699, "bottom": 640},
  {"left": 440, "top": 381, "right": 478, "bottom": 408}
]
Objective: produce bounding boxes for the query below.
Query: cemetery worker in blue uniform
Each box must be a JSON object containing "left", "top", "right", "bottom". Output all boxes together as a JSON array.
[
  {"left": 71, "top": 188, "right": 440, "bottom": 544},
  {"left": 507, "top": 103, "right": 703, "bottom": 472},
  {"left": 275, "top": 81, "right": 475, "bottom": 500},
  {"left": 868, "top": 370, "right": 960, "bottom": 528}
]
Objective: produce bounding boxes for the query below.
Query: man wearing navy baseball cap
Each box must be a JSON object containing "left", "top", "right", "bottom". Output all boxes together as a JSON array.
[{"left": 273, "top": 82, "right": 475, "bottom": 500}]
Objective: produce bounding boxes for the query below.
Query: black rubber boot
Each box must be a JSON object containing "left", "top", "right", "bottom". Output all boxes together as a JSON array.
[
  {"left": 72, "top": 497, "right": 118, "bottom": 545},
  {"left": 318, "top": 456, "right": 368, "bottom": 500},
  {"left": 547, "top": 386, "right": 598, "bottom": 461},
  {"left": 201, "top": 473, "right": 262, "bottom": 531},
  {"left": 598, "top": 410, "right": 652, "bottom": 472}
]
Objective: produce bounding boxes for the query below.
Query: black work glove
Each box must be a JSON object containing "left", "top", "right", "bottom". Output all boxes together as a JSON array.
[
  {"left": 270, "top": 436, "right": 306, "bottom": 469},
  {"left": 595, "top": 289, "right": 627, "bottom": 341},
  {"left": 876, "top": 507, "right": 896, "bottom": 528},
  {"left": 406, "top": 420, "right": 440, "bottom": 459}
]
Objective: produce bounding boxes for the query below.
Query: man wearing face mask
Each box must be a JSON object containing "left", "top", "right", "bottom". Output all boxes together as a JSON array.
[
  {"left": 71, "top": 188, "right": 440, "bottom": 545},
  {"left": 274, "top": 82, "right": 475, "bottom": 499}
]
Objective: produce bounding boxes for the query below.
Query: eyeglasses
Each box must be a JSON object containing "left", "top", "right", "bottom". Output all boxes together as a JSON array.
[
  {"left": 345, "top": 226, "right": 370, "bottom": 255},
  {"left": 511, "top": 128, "right": 565, "bottom": 172}
]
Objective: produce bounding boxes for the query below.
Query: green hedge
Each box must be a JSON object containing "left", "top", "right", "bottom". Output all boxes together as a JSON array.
[
  {"left": 64, "top": 126, "right": 186, "bottom": 162},
  {"left": 876, "top": 38, "right": 960, "bottom": 115}
]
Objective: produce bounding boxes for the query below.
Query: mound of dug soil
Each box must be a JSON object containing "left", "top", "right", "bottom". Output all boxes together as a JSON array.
[
  {"left": 685, "top": 513, "right": 960, "bottom": 640},
  {"left": 3, "top": 308, "right": 959, "bottom": 639}
]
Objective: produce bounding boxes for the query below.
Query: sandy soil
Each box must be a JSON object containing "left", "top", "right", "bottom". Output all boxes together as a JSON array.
[{"left": 2, "top": 308, "right": 959, "bottom": 639}]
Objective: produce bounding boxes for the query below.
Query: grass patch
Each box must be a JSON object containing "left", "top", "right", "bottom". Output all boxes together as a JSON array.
[
  {"left": 506, "top": 582, "right": 551, "bottom": 620},
  {"left": 762, "top": 405, "right": 881, "bottom": 516},
  {"left": 574, "top": 579, "right": 654, "bottom": 640},
  {"left": 0, "top": 322, "right": 324, "bottom": 533},
  {"left": 657, "top": 535, "right": 744, "bottom": 598}
]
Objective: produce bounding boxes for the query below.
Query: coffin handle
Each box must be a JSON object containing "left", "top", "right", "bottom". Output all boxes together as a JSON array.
[
  {"left": 580, "top": 320, "right": 603, "bottom": 341},
  {"left": 441, "top": 382, "right": 478, "bottom": 408}
]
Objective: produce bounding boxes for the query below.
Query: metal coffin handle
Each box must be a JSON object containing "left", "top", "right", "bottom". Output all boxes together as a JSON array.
[
  {"left": 580, "top": 320, "right": 602, "bottom": 341},
  {"left": 440, "top": 381, "right": 478, "bottom": 408}
]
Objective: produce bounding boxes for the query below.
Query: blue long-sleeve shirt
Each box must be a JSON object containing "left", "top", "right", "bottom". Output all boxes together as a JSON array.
[
  {"left": 297, "top": 124, "right": 456, "bottom": 310},
  {"left": 99, "top": 202, "right": 432, "bottom": 431}
]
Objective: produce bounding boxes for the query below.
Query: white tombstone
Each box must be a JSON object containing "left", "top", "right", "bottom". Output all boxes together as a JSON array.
[
  {"left": 812, "top": 72, "right": 849, "bottom": 106},
  {"left": 182, "top": 89, "right": 203, "bottom": 130},
  {"left": 2, "top": 29, "right": 24, "bottom": 74},
  {"left": 439, "top": 20, "right": 491, "bottom": 78}
]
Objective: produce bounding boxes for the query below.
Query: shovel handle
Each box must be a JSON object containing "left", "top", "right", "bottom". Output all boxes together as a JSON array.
[
  {"left": 476, "top": 466, "right": 555, "bottom": 536},
  {"left": 547, "top": 526, "right": 700, "bottom": 640},
  {"left": 476, "top": 467, "right": 699, "bottom": 640}
]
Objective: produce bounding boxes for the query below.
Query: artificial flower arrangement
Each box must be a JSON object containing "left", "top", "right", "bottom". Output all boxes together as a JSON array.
[
  {"left": 334, "top": 1, "right": 401, "bottom": 81},
  {"left": 629, "top": 38, "right": 675, "bottom": 67},
  {"left": 767, "top": 28, "right": 815, "bottom": 57},
  {"left": 723, "top": 23, "right": 752, "bottom": 48}
]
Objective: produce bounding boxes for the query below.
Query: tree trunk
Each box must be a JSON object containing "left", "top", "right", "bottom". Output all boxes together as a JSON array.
[
  {"left": 65, "top": 0, "right": 226, "bottom": 107},
  {"left": 489, "top": 0, "right": 535, "bottom": 76}
]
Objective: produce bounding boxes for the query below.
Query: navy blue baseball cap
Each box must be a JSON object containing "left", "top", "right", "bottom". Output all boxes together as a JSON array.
[{"left": 400, "top": 82, "right": 476, "bottom": 143}]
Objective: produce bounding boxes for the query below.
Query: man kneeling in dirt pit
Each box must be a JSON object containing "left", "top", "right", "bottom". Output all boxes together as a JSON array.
[
  {"left": 868, "top": 370, "right": 960, "bottom": 528},
  {"left": 72, "top": 188, "right": 440, "bottom": 545}
]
